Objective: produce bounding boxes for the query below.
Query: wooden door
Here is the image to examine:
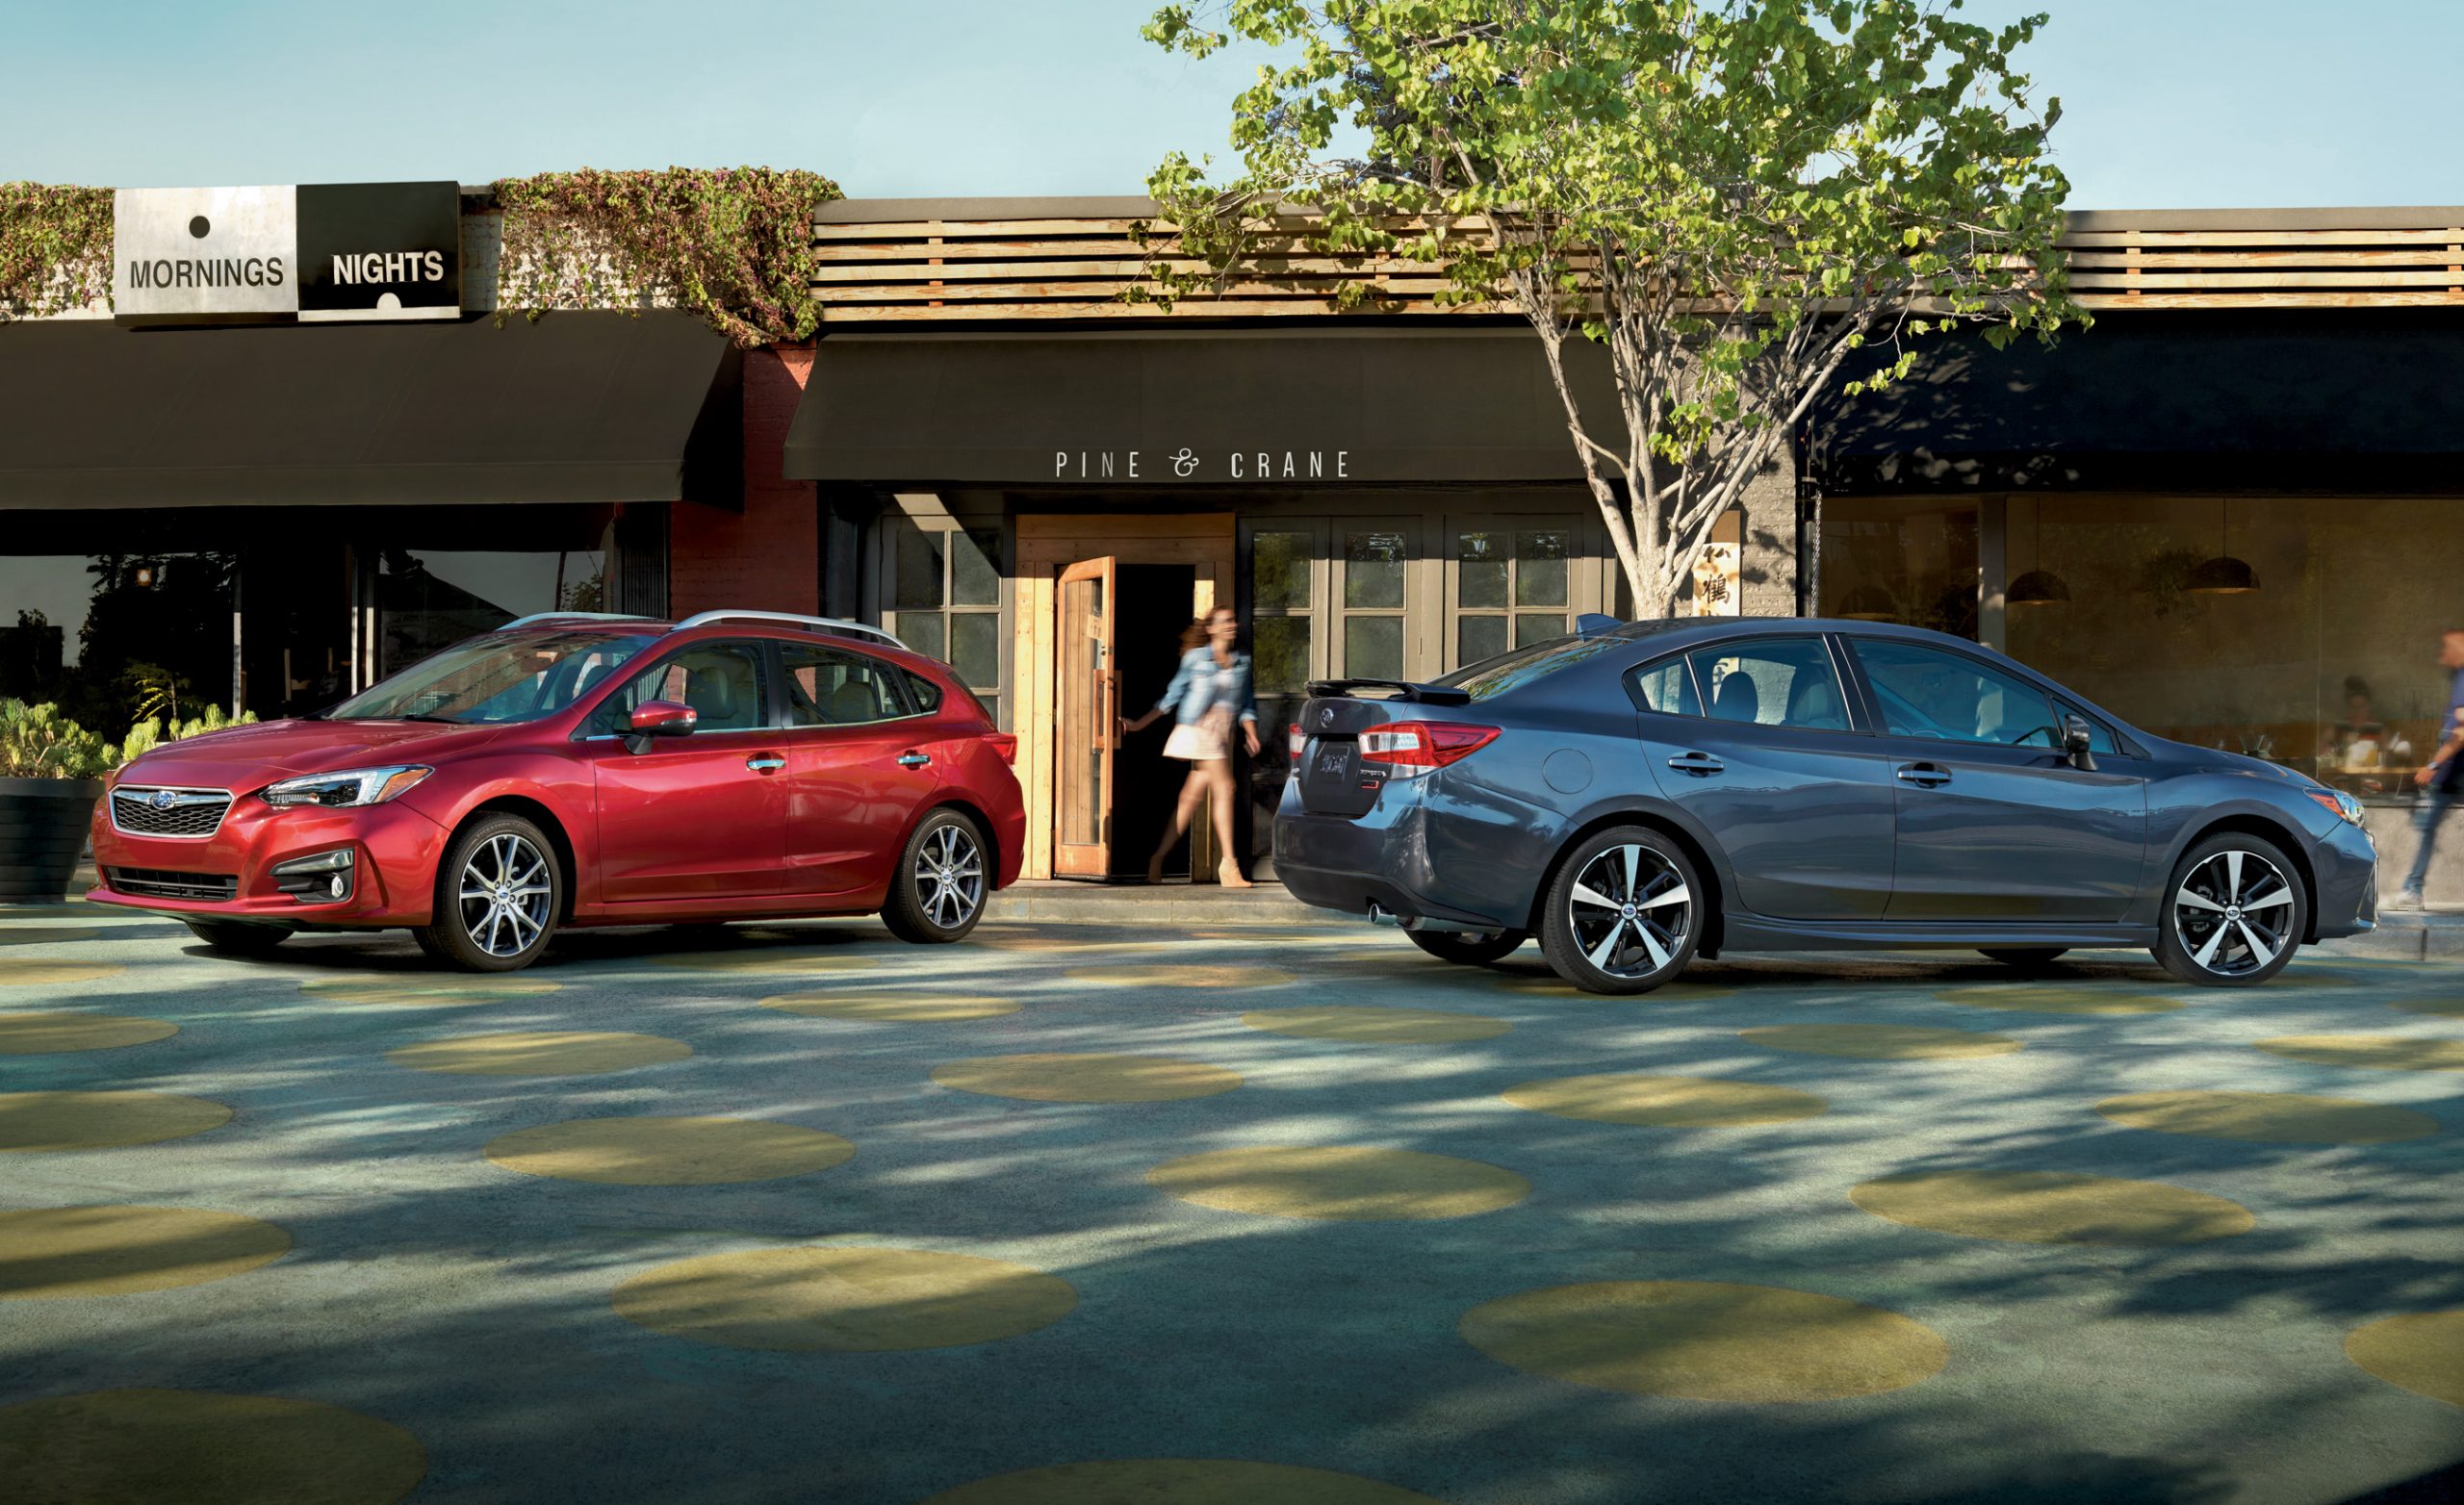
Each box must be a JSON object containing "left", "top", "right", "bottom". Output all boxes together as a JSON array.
[{"left": 1053, "top": 556, "right": 1119, "bottom": 879}]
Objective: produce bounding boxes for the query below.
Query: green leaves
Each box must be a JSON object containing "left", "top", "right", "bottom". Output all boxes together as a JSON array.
[{"left": 0, "top": 183, "right": 114, "bottom": 319}]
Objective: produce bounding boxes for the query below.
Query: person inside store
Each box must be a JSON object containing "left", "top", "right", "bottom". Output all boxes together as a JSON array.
[
  {"left": 2323, "top": 676, "right": 2390, "bottom": 768},
  {"left": 1123, "top": 605, "right": 1261, "bottom": 888},
  {"left": 2390, "top": 628, "right": 2464, "bottom": 912}
]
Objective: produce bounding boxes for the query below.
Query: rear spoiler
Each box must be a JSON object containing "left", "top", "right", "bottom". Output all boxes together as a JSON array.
[{"left": 1302, "top": 678, "right": 1474, "bottom": 707}]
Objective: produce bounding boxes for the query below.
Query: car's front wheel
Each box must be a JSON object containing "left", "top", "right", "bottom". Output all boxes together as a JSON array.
[
  {"left": 1539, "top": 826, "right": 1703, "bottom": 995},
  {"left": 415, "top": 814, "right": 561, "bottom": 972},
  {"left": 881, "top": 808, "right": 989, "bottom": 943},
  {"left": 2153, "top": 831, "right": 2307, "bottom": 987},
  {"left": 184, "top": 919, "right": 293, "bottom": 957},
  {"left": 1406, "top": 928, "right": 1528, "bottom": 966}
]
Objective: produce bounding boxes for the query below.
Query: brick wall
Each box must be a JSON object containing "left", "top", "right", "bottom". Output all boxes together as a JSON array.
[{"left": 669, "top": 343, "right": 817, "bottom": 617}]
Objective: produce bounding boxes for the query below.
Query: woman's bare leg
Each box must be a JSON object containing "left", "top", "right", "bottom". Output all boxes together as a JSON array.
[
  {"left": 1206, "top": 761, "right": 1251, "bottom": 886},
  {"left": 1150, "top": 766, "right": 1206, "bottom": 882}
]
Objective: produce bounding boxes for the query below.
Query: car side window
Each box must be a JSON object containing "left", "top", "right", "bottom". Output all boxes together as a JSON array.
[
  {"left": 782, "top": 643, "right": 914, "bottom": 727},
  {"left": 1852, "top": 639, "right": 2058, "bottom": 747},
  {"left": 594, "top": 642, "right": 768, "bottom": 734},
  {"left": 1682, "top": 637, "right": 1851, "bottom": 731},
  {"left": 1626, "top": 655, "right": 1704, "bottom": 717}
]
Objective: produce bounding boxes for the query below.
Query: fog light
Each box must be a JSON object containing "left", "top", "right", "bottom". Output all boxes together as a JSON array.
[{"left": 272, "top": 848, "right": 355, "bottom": 904}]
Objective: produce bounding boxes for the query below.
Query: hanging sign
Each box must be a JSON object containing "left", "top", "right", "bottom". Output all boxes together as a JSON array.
[{"left": 114, "top": 182, "right": 461, "bottom": 324}]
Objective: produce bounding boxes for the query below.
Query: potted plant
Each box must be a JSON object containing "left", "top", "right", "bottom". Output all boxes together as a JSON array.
[{"left": 0, "top": 700, "right": 115, "bottom": 903}]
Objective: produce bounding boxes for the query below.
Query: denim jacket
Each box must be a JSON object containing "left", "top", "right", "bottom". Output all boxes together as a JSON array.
[{"left": 1155, "top": 647, "right": 1258, "bottom": 727}]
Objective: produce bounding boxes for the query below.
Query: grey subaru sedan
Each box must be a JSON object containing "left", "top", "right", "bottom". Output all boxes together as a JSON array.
[{"left": 1276, "top": 619, "right": 2377, "bottom": 994}]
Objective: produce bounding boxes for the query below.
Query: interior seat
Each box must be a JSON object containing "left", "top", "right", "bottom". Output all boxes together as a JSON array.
[{"left": 1710, "top": 670, "right": 1762, "bottom": 724}]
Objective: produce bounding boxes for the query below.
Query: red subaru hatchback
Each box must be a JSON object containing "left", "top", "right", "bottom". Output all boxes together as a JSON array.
[{"left": 86, "top": 611, "right": 1025, "bottom": 970}]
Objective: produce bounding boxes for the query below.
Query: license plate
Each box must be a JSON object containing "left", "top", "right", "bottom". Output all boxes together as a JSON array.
[{"left": 1310, "top": 744, "right": 1356, "bottom": 782}]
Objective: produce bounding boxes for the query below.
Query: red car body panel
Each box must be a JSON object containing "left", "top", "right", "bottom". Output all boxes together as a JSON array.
[{"left": 86, "top": 623, "right": 1026, "bottom": 933}]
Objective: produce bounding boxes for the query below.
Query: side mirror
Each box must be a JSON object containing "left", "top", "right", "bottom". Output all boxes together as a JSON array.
[
  {"left": 2062, "top": 713, "right": 2098, "bottom": 772},
  {"left": 628, "top": 700, "right": 697, "bottom": 737}
]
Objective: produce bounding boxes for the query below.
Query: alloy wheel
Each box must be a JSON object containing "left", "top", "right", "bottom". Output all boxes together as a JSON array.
[
  {"left": 1565, "top": 842, "right": 1692, "bottom": 980},
  {"left": 2171, "top": 847, "right": 2295, "bottom": 978},
  {"left": 458, "top": 831, "right": 553, "bottom": 958},
  {"left": 914, "top": 823, "right": 985, "bottom": 930}
]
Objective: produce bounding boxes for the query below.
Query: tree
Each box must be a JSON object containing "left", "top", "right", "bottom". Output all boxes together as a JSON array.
[{"left": 1139, "top": 0, "right": 2083, "bottom": 616}]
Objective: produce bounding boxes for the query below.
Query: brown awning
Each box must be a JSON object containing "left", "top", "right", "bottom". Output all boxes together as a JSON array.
[
  {"left": 0, "top": 312, "right": 740, "bottom": 509},
  {"left": 783, "top": 327, "right": 1621, "bottom": 486}
]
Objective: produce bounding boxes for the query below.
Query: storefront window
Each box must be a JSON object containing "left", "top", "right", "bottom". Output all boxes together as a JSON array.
[
  {"left": 0, "top": 551, "right": 237, "bottom": 735},
  {"left": 1248, "top": 529, "right": 1315, "bottom": 695},
  {"left": 1454, "top": 527, "right": 1572, "bottom": 666},
  {"left": 376, "top": 547, "right": 606, "bottom": 676},
  {"left": 1340, "top": 529, "right": 1409, "bottom": 680},
  {"left": 1817, "top": 497, "right": 1980, "bottom": 638},
  {"left": 885, "top": 519, "right": 1004, "bottom": 727}
]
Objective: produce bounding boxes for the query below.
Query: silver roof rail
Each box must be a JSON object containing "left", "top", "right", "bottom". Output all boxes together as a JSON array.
[
  {"left": 671, "top": 610, "right": 909, "bottom": 650},
  {"left": 497, "top": 612, "right": 662, "bottom": 630}
]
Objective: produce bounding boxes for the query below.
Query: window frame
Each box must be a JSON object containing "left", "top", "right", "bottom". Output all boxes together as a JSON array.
[
  {"left": 1333, "top": 517, "right": 1416, "bottom": 681},
  {"left": 768, "top": 639, "right": 932, "bottom": 733},
  {"left": 879, "top": 516, "right": 1007, "bottom": 729},
  {"left": 1446, "top": 518, "right": 1579, "bottom": 671},
  {"left": 1654, "top": 632, "right": 1867, "bottom": 735},
  {"left": 1243, "top": 519, "right": 1327, "bottom": 697}
]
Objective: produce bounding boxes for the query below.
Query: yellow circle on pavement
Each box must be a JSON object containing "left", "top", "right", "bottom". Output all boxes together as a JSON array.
[
  {"left": 1243, "top": 1006, "right": 1509, "bottom": 1043},
  {"left": 0, "top": 1207, "right": 291, "bottom": 1298},
  {"left": 2345, "top": 1311, "right": 2464, "bottom": 1409},
  {"left": 485, "top": 1116, "right": 854, "bottom": 1186},
  {"left": 1938, "top": 984, "right": 2183, "bottom": 1015},
  {"left": 2096, "top": 1089, "right": 2438, "bottom": 1144},
  {"left": 1741, "top": 1023, "right": 2022, "bottom": 1060},
  {"left": 921, "top": 1459, "right": 1446, "bottom": 1504},
  {"left": 298, "top": 975, "right": 560, "bottom": 1008},
  {"left": 2256, "top": 1034, "right": 2464, "bottom": 1072},
  {"left": 1149, "top": 1146, "right": 1529, "bottom": 1220},
  {"left": 761, "top": 991, "right": 1019, "bottom": 1022},
  {"left": 0, "top": 1011, "right": 177, "bottom": 1055},
  {"left": 0, "top": 1091, "right": 232, "bottom": 1153},
  {"left": 0, "top": 957, "right": 121, "bottom": 986},
  {"left": 1502, "top": 1074, "right": 1826, "bottom": 1128},
  {"left": 0, "top": 1388, "right": 424, "bottom": 1505},
  {"left": 934, "top": 1053, "right": 1244, "bottom": 1103},
  {"left": 1850, "top": 1169, "right": 2253, "bottom": 1246},
  {"left": 1068, "top": 964, "right": 1293, "bottom": 988},
  {"left": 651, "top": 951, "right": 883, "bottom": 975},
  {"left": 1458, "top": 1280, "right": 1947, "bottom": 1402},
  {"left": 0, "top": 926, "right": 101, "bottom": 946},
  {"left": 2387, "top": 996, "right": 2464, "bottom": 1020},
  {"left": 612, "top": 1245, "right": 1076, "bottom": 1351},
  {"left": 387, "top": 1031, "right": 690, "bottom": 1077}
]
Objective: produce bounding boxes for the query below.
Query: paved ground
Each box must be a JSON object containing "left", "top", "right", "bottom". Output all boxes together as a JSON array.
[{"left": 2, "top": 900, "right": 2460, "bottom": 1504}]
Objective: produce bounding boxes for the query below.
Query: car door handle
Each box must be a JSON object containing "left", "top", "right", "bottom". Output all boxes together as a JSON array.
[
  {"left": 1665, "top": 752, "right": 1725, "bottom": 777},
  {"left": 746, "top": 755, "right": 786, "bottom": 773},
  {"left": 1895, "top": 763, "right": 1952, "bottom": 787},
  {"left": 896, "top": 752, "right": 932, "bottom": 769}
]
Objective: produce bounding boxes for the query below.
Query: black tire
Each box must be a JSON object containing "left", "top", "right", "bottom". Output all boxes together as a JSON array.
[
  {"left": 1979, "top": 947, "right": 2068, "bottom": 969},
  {"left": 881, "top": 808, "right": 990, "bottom": 944},
  {"left": 1539, "top": 826, "right": 1704, "bottom": 995},
  {"left": 184, "top": 919, "right": 293, "bottom": 956},
  {"left": 1406, "top": 927, "right": 1528, "bottom": 966},
  {"left": 2153, "top": 830, "right": 2307, "bottom": 987},
  {"left": 415, "top": 813, "right": 562, "bottom": 972}
]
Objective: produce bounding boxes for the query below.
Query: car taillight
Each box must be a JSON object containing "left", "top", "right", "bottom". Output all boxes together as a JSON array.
[
  {"left": 1359, "top": 721, "right": 1500, "bottom": 776},
  {"left": 983, "top": 732, "right": 1019, "bottom": 765},
  {"left": 1289, "top": 723, "right": 1305, "bottom": 762}
]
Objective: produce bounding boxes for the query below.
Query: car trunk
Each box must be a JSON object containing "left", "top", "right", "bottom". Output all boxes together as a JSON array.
[{"left": 1293, "top": 679, "right": 1476, "bottom": 821}]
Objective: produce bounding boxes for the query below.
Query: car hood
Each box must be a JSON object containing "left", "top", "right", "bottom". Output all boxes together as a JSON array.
[
  {"left": 111, "top": 719, "right": 513, "bottom": 794},
  {"left": 2143, "top": 736, "right": 2315, "bottom": 789}
]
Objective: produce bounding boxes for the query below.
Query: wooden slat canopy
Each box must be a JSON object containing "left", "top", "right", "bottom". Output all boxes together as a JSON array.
[{"left": 811, "top": 199, "right": 2464, "bottom": 323}]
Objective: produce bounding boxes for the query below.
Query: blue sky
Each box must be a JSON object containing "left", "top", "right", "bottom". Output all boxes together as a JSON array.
[{"left": 4, "top": 0, "right": 2458, "bottom": 209}]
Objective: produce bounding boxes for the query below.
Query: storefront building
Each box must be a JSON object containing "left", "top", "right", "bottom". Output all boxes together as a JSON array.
[{"left": 6, "top": 191, "right": 2459, "bottom": 894}]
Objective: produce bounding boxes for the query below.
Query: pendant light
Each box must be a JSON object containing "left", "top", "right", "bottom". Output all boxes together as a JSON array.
[
  {"left": 2188, "top": 497, "right": 2259, "bottom": 594},
  {"left": 2006, "top": 499, "right": 2069, "bottom": 606}
]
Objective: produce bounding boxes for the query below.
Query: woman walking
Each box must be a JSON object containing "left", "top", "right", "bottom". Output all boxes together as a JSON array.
[{"left": 1124, "top": 605, "right": 1261, "bottom": 886}]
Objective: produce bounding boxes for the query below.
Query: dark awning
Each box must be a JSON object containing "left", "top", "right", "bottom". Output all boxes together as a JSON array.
[
  {"left": 0, "top": 313, "right": 740, "bottom": 509},
  {"left": 784, "top": 328, "right": 1621, "bottom": 485},
  {"left": 1808, "top": 310, "right": 2464, "bottom": 495}
]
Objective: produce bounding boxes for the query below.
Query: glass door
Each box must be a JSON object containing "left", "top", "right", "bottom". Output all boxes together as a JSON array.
[{"left": 1054, "top": 556, "right": 1118, "bottom": 880}]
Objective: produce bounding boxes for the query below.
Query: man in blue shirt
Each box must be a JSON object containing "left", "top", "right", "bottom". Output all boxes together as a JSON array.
[{"left": 2392, "top": 628, "right": 2464, "bottom": 910}]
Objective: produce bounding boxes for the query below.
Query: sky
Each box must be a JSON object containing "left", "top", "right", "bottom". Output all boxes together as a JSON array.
[{"left": 4, "top": 0, "right": 2459, "bottom": 210}]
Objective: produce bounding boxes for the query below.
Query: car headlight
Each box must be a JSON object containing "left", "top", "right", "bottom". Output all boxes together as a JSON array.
[
  {"left": 2304, "top": 786, "right": 2366, "bottom": 827},
  {"left": 262, "top": 766, "right": 431, "bottom": 809}
]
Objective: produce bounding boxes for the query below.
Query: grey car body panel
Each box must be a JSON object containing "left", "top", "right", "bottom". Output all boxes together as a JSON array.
[{"left": 1273, "top": 618, "right": 2376, "bottom": 953}]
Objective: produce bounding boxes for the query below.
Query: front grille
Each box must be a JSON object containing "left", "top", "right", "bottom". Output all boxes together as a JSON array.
[
  {"left": 110, "top": 787, "right": 234, "bottom": 838},
  {"left": 107, "top": 868, "right": 240, "bottom": 902}
]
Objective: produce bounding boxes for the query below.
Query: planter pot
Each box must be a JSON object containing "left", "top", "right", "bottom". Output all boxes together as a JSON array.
[{"left": 0, "top": 777, "right": 103, "bottom": 902}]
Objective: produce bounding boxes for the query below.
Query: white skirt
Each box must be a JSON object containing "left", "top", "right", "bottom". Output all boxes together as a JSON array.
[{"left": 1163, "top": 721, "right": 1230, "bottom": 761}]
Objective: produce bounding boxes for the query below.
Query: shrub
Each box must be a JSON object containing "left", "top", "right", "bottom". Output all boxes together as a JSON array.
[{"left": 0, "top": 700, "right": 115, "bottom": 779}]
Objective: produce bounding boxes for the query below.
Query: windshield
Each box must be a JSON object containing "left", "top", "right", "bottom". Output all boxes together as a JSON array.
[{"left": 323, "top": 630, "right": 655, "bottom": 725}]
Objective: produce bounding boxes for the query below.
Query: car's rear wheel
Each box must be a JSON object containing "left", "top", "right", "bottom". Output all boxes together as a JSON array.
[
  {"left": 416, "top": 814, "right": 561, "bottom": 972},
  {"left": 1979, "top": 947, "right": 2068, "bottom": 968},
  {"left": 882, "top": 808, "right": 989, "bottom": 944},
  {"left": 1405, "top": 928, "right": 1527, "bottom": 966},
  {"left": 184, "top": 919, "right": 292, "bottom": 956},
  {"left": 1539, "top": 826, "right": 1702, "bottom": 995},
  {"left": 2153, "top": 831, "right": 2306, "bottom": 987}
]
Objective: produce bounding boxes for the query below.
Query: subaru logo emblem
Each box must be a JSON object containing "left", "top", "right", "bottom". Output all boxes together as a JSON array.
[
  {"left": 1318, "top": 706, "right": 1335, "bottom": 727},
  {"left": 149, "top": 789, "right": 176, "bottom": 810}
]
